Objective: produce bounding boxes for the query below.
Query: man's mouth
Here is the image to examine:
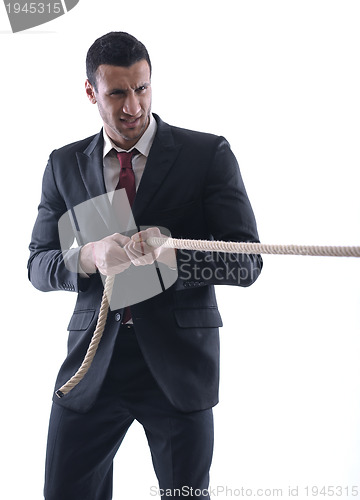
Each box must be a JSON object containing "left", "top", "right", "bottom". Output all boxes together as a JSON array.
[{"left": 121, "top": 116, "right": 142, "bottom": 129}]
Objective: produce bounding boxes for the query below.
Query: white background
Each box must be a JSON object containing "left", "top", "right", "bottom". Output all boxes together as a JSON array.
[{"left": 1, "top": 1, "right": 360, "bottom": 498}]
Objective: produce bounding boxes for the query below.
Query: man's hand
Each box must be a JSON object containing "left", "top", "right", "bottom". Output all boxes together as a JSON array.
[
  {"left": 79, "top": 228, "right": 177, "bottom": 276},
  {"left": 124, "top": 227, "right": 177, "bottom": 269},
  {"left": 80, "top": 233, "right": 131, "bottom": 276}
]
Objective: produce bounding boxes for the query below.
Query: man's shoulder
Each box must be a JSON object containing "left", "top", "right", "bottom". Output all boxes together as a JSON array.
[
  {"left": 169, "top": 123, "right": 218, "bottom": 140},
  {"left": 51, "top": 132, "right": 101, "bottom": 159},
  {"left": 155, "top": 114, "right": 225, "bottom": 147},
  {"left": 171, "top": 125, "right": 223, "bottom": 149}
]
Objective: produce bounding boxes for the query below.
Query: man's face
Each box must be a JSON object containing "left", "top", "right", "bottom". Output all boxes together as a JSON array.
[{"left": 85, "top": 59, "right": 152, "bottom": 150}]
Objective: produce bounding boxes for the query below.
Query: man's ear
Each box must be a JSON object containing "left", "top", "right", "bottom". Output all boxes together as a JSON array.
[{"left": 85, "top": 79, "right": 97, "bottom": 104}]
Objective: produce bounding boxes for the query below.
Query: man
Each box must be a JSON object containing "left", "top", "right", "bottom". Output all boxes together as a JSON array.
[{"left": 28, "top": 32, "right": 263, "bottom": 500}]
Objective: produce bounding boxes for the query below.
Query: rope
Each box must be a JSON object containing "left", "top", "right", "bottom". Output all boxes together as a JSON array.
[
  {"left": 147, "top": 237, "right": 360, "bottom": 257},
  {"left": 55, "top": 238, "right": 360, "bottom": 398},
  {"left": 55, "top": 275, "right": 115, "bottom": 398}
]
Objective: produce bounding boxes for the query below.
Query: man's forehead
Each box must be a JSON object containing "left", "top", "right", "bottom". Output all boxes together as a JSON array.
[{"left": 95, "top": 61, "right": 151, "bottom": 87}]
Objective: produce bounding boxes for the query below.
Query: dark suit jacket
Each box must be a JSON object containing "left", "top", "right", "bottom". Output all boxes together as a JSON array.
[{"left": 28, "top": 114, "right": 262, "bottom": 413}]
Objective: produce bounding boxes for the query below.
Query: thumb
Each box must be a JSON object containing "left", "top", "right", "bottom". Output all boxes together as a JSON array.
[{"left": 114, "top": 233, "right": 131, "bottom": 246}]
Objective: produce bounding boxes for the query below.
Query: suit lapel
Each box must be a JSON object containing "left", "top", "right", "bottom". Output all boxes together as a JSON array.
[
  {"left": 133, "top": 115, "right": 182, "bottom": 220},
  {"left": 75, "top": 131, "right": 117, "bottom": 231},
  {"left": 76, "top": 131, "right": 105, "bottom": 198}
]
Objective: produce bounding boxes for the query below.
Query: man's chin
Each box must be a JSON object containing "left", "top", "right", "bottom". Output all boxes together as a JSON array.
[
  {"left": 120, "top": 129, "right": 143, "bottom": 142},
  {"left": 110, "top": 115, "right": 150, "bottom": 147},
  {"left": 120, "top": 123, "right": 147, "bottom": 142}
]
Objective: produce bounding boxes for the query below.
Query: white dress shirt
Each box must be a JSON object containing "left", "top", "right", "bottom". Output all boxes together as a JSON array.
[{"left": 102, "top": 113, "right": 157, "bottom": 202}]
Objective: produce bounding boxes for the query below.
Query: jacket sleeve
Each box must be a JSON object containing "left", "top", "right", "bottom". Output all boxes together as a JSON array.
[
  {"left": 27, "top": 154, "right": 89, "bottom": 293},
  {"left": 174, "top": 136, "right": 263, "bottom": 289}
]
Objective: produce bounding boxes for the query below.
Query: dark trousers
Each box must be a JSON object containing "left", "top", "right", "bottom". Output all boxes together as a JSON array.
[{"left": 44, "top": 325, "right": 214, "bottom": 500}]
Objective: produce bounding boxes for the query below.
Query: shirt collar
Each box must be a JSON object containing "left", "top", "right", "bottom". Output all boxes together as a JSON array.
[{"left": 103, "top": 113, "right": 157, "bottom": 158}]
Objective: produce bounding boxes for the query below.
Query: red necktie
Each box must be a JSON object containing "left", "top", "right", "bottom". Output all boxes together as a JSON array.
[
  {"left": 116, "top": 151, "right": 136, "bottom": 207},
  {"left": 116, "top": 150, "right": 136, "bottom": 324}
]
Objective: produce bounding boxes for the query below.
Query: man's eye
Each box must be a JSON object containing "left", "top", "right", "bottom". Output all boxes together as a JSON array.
[{"left": 137, "top": 86, "right": 147, "bottom": 92}]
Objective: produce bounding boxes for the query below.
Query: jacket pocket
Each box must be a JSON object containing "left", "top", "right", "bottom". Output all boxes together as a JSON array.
[
  {"left": 67, "top": 309, "right": 96, "bottom": 331},
  {"left": 173, "top": 307, "right": 223, "bottom": 328}
]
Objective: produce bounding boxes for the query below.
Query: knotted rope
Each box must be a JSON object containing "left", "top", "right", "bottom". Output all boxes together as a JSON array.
[
  {"left": 55, "top": 238, "right": 360, "bottom": 398},
  {"left": 55, "top": 275, "right": 115, "bottom": 398}
]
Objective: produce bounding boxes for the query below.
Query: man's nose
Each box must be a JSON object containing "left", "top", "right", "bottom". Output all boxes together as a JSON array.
[{"left": 123, "top": 92, "right": 141, "bottom": 116}]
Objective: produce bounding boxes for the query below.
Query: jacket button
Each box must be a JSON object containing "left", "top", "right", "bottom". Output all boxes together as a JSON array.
[{"left": 114, "top": 313, "right": 121, "bottom": 322}]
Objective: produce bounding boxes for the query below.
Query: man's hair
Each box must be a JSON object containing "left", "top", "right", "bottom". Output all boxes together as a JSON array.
[{"left": 86, "top": 31, "right": 152, "bottom": 91}]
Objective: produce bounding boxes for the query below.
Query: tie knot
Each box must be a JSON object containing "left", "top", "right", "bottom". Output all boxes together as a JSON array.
[{"left": 116, "top": 150, "right": 136, "bottom": 169}]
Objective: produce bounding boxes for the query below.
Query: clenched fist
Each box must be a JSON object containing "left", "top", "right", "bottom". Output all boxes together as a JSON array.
[
  {"left": 124, "top": 227, "right": 177, "bottom": 269},
  {"left": 80, "top": 233, "right": 131, "bottom": 276}
]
